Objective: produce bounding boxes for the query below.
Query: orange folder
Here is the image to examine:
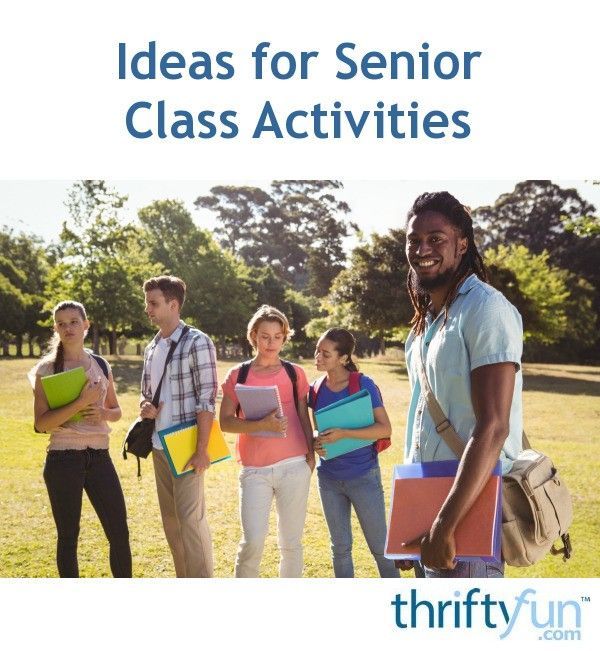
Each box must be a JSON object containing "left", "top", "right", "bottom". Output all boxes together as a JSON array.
[{"left": 385, "top": 460, "right": 502, "bottom": 561}]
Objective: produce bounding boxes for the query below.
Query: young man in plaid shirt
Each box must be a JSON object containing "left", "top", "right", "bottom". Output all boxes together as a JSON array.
[{"left": 140, "top": 275, "right": 218, "bottom": 577}]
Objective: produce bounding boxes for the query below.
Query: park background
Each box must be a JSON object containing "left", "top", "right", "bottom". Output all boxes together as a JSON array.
[{"left": 1, "top": 178, "right": 599, "bottom": 578}]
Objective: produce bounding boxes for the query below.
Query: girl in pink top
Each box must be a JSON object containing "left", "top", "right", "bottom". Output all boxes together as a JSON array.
[
  {"left": 220, "top": 305, "right": 315, "bottom": 577},
  {"left": 32, "top": 301, "right": 131, "bottom": 577}
]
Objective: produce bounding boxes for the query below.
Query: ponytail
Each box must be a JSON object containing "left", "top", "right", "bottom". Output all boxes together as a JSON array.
[
  {"left": 344, "top": 358, "right": 359, "bottom": 373},
  {"left": 54, "top": 340, "right": 65, "bottom": 374}
]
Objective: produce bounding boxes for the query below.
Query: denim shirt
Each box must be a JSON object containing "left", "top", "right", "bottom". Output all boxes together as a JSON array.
[{"left": 404, "top": 274, "right": 523, "bottom": 474}]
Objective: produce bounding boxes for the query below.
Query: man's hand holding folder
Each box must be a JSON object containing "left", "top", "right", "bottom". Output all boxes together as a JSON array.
[{"left": 402, "top": 522, "right": 458, "bottom": 570}]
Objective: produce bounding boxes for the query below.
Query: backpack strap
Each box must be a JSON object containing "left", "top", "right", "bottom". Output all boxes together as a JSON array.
[
  {"left": 234, "top": 361, "right": 253, "bottom": 417},
  {"left": 310, "top": 371, "right": 362, "bottom": 410},
  {"left": 90, "top": 353, "right": 109, "bottom": 380},
  {"left": 348, "top": 371, "right": 362, "bottom": 394},
  {"left": 309, "top": 374, "right": 328, "bottom": 410},
  {"left": 281, "top": 360, "right": 298, "bottom": 411}
]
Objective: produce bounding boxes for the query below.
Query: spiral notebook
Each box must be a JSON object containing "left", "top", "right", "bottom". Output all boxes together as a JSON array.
[{"left": 234, "top": 384, "right": 285, "bottom": 437}]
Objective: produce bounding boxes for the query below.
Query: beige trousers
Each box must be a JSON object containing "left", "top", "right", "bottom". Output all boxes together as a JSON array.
[{"left": 152, "top": 449, "right": 214, "bottom": 577}]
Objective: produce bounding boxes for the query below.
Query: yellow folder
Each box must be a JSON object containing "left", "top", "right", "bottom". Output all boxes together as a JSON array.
[{"left": 158, "top": 419, "right": 231, "bottom": 477}]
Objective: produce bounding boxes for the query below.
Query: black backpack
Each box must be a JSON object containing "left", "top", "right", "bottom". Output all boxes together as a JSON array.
[{"left": 235, "top": 359, "right": 299, "bottom": 417}]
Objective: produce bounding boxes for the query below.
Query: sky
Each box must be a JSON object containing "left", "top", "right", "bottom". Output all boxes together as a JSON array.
[{"left": 0, "top": 179, "right": 598, "bottom": 245}]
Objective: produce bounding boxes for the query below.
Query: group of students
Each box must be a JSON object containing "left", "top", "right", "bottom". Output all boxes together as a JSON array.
[
  {"left": 32, "top": 190, "right": 523, "bottom": 580},
  {"left": 31, "top": 291, "right": 399, "bottom": 579}
]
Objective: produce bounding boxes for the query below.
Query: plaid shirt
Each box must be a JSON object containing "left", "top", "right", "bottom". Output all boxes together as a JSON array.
[{"left": 141, "top": 321, "right": 218, "bottom": 425}]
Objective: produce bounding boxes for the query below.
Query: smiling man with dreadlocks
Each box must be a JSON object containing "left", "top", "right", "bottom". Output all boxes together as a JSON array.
[{"left": 402, "top": 191, "right": 524, "bottom": 578}]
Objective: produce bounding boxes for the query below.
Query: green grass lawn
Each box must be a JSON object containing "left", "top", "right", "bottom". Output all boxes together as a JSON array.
[{"left": 0, "top": 356, "right": 598, "bottom": 578}]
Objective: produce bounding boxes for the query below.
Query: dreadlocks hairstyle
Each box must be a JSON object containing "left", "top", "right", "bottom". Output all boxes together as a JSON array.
[{"left": 406, "top": 191, "right": 488, "bottom": 336}]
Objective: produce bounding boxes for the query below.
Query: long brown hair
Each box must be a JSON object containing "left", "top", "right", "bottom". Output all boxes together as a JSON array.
[
  {"left": 406, "top": 192, "right": 488, "bottom": 335},
  {"left": 40, "top": 301, "right": 88, "bottom": 374}
]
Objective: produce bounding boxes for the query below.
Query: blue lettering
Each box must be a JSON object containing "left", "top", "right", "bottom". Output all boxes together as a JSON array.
[
  {"left": 131, "top": 41, "right": 156, "bottom": 80},
  {"left": 336, "top": 42, "right": 358, "bottom": 80},
  {"left": 216, "top": 52, "right": 235, "bottom": 79},
  {"left": 125, "top": 101, "right": 152, "bottom": 138},
  {"left": 171, "top": 110, "right": 195, "bottom": 138},
  {"left": 361, "top": 51, "right": 387, "bottom": 79},
  {"left": 253, "top": 101, "right": 283, "bottom": 138},
  {"left": 118, "top": 42, "right": 126, "bottom": 79},
  {"left": 285, "top": 110, "right": 309, "bottom": 138},
  {"left": 451, "top": 111, "right": 471, "bottom": 138},
  {"left": 160, "top": 51, "right": 186, "bottom": 80},
  {"left": 423, "top": 111, "right": 449, "bottom": 138},
  {"left": 220, "top": 111, "right": 239, "bottom": 138}
]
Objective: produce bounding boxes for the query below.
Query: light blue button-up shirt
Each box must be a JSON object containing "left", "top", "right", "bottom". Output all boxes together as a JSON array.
[{"left": 404, "top": 274, "right": 523, "bottom": 474}]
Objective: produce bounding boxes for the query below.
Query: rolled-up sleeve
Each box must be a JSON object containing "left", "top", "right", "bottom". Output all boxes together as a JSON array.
[
  {"left": 189, "top": 335, "right": 218, "bottom": 414},
  {"left": 462, "top": 292, "right": 523, "bottom": 371}
]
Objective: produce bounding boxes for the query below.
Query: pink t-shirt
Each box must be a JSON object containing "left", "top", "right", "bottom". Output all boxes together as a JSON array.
[{"left": 221, "top": 363, "right": 309, "bottom": 467}]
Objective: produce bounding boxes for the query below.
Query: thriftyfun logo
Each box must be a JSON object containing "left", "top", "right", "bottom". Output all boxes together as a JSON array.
[{"left": 391, "top": 588, "right": 583, "bottom": 640}]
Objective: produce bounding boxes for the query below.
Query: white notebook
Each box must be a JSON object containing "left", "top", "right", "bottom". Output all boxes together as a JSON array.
[{"left": 234, "top": 384, "right": 286, "bottom": 438}]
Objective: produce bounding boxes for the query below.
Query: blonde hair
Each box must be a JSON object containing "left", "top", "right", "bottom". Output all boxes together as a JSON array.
[{"left": 247, "top": 305, "right": 294, "bottom": 349}]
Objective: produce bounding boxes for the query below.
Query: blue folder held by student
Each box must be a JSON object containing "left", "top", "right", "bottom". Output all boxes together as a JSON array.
[{"left": 313, "top": 389, "right": 375, "bottom": 460}]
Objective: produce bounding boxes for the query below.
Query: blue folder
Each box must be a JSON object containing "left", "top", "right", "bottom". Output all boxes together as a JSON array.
[{"left": 314, "top": 389, "right": 375, "bottom": 460}]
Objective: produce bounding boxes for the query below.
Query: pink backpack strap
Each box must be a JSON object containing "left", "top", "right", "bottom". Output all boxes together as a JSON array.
[
  {"left": 348, "top": 371, "right": 362, "bottom": 394},
  {"left": 309, "top": 374, "right": 328, "bottom": 409}
]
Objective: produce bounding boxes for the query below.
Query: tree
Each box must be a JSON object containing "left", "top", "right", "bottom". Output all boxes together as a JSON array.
[
  {"left": 0, "top": 258, "right": 27, "bottom": 355},
  {"left": 473, "top": 180, "right": 600, "bottom": 298},
  {"left": 319, "top": 229, "right": 412, "bottom": 354},
  {"left": 49, "top": 180, "right": 159, "bottom": 353},
  {"left": 195, "top": 180, "right": 355, "bottom": 294},
  {"left": 485, "top": 245, "right": 570, "bottom": 345},
  {"left": 138, "top": 199, "right": 256, "bottom": 350},
  {"left": 0, "top": 228, "right": 50, "bottom": 356}
]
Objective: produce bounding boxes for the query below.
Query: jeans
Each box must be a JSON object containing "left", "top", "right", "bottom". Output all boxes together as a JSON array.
[
  {"left": 414, "top": 558, "right": 505, "bottom": 578},
  {"left": 43, "top": 448, "right": 132, "bottom": 578},
  {"left": 318, "top": 465, "right": 399, "bottom": 578},
  {"left": 152, "top": 449, "right": 213, "bottom": 578},
  {"left": 235, "top": 459, "right": 311, "bottom": 578}
]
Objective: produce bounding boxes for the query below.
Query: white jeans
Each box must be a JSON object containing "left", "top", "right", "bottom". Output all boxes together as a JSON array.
[{"left": 235, "top": 459, "right": 311, "bottom": 578}]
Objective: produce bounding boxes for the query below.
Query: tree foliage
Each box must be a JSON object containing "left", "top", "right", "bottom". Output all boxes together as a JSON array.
[
  {"left": 138, "top": 199, "right": 256, "bottom": 342},
  {"left": 318, "top": 229, "right": 412, "bottom": 352},
  {"left": 473, "top": 180, "right": 600, "bottom": 296},
  {"left": 48, "top": 181, "right": 159, "bottom": 352},
  {"left": 0, "top": 228, "right": 49, "bottom": 354},
  {"left": 195, "top": 180, "right": 355, "bottom": 295},
  {"left": 485, "top": 245, "right": 570, "bottom": 345}
]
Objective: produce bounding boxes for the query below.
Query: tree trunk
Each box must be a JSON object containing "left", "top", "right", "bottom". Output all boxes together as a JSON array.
[
  {"left": 136, "top": 342, "right": 142, "bottom": 356},
  {"left": 2, "top": 341, "right": 9, "bottom": 357},
  {"left": 379, "top": 333, "right": 386, "bottom": 356},
  {"left": 109, "top": 330, "right": 117, "bottom": 355},
  {"left": 92, "top": 325, "right": 100, "bottom": 354},
  {"left": 15, "top": 333, "right": 23, "bottom": 357},
  {"left": 28, "top": 336, "right": 35, "bottom": 357}
]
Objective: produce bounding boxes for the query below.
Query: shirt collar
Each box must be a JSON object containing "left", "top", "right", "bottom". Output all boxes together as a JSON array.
[
  {"left": 456, "top": 273, "right": 478, "bottom": 296},
  {"left": 424, "top": 273, "right": 478, "bottom": 326},
  {"left": 151, "top": 320, "right": 185, "bottom": 348}
]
